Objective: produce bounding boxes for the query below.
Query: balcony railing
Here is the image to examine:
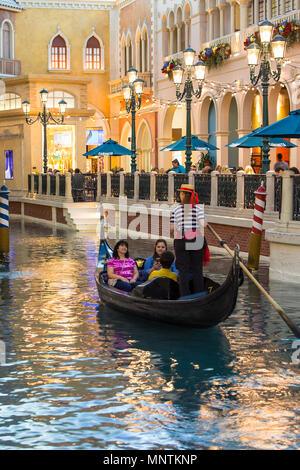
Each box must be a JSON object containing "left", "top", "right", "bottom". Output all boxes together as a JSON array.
[
  {"left": 0, "top": 58, "right": 21, "bottom": 76},
  {"left": 109, "top": 72, "right": 153, "bottom": 95},
  {"left": 27, "top": 171, "right": 285, "bottom": 215}
]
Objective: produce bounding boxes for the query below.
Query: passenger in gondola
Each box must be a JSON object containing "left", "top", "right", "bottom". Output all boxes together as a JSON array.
[
  {"left": 107, "top": 240, "right": 141, "bottom": 292},
  {"left": 148, "top": 251, "right": 178, "bottom": 282},
  {"left": 144, "top": 239, "right": 178, "bottom": 279},
  {"left": 170, "top": 184, "right": 206, "bottom": 297}
]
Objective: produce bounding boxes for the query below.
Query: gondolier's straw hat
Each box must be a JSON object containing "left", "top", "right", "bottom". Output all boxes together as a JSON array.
[
  {"left": 177, "top": 184, "right": 199, "bottom": 207},
  {"left": 176, "top": 184, "right": 195, "bottom": 193}
]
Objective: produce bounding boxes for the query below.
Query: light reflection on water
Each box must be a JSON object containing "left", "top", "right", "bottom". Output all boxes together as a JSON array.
[{"left": 0, "top": 220, "right": 299, "bottom": 450}]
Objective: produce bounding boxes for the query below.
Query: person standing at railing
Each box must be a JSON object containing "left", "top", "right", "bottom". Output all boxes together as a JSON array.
[{"left": 167, "top": 159, "right": 186, "bottom": 174}]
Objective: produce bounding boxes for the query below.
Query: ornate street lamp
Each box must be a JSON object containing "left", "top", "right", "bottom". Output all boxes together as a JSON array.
[
  {"left": 122, "top": 67, "right": 144, "bottom": 173},
  {"left": 172, "top": 46, "right": 206, "bottom": 173},
  {"left": 247, "top": 20, "right": 286, "bottom": 173},
  {"left": 22, "top": 89, "right": 67, "bottom": 174}
]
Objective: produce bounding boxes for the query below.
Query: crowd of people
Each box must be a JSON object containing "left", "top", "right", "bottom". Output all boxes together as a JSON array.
[{"left": 107, "top": 183, "right": 208, "bottom": 298}]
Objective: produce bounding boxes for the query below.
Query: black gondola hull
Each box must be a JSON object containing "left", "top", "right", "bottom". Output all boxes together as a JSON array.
[{"left": 95, "top": 256, "right": 241, "bottom": 328}]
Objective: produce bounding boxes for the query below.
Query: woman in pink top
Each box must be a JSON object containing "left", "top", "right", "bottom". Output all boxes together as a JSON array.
[{"left": 107, "top": 240, "right": 140, "bottom": 292}]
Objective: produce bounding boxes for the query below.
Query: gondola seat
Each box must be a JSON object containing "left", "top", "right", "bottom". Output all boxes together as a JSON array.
[{"left": 131, "top": 277, "right": 180, "bottom": 300}]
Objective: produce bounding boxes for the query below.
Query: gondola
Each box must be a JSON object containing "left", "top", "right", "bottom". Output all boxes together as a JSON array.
[{"left": 95, "top": 237, "right": 243, "bottom": 328}]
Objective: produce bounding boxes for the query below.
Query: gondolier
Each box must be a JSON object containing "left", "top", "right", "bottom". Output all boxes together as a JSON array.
[{"left": 170, "top": 184, "right": 206, "bottom": 297}]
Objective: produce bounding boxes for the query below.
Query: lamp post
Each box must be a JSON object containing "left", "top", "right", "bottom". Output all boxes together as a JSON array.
[
  {"left": 122, "top": 67, "right": 144, "bottom": 174},
  {"left": 22, "top": 89, "right": 67, "bottom": 174},
  {"left": 172, "top": 47, "right": 206, "bottom": 173},
  {"left": 247, "top": 20, "right": 286, "bottom": 174}
]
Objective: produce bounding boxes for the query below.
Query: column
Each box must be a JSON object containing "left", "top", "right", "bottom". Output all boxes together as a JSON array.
[
  {"left": 207, "top": 9, "right": 214, "bottom": 41},
  {"left": 254, "top": 0, "right": 259, "bottom": 25},
  {"left": 280, "top": 170, "right": 294, "bottom": 223},
  {"left": 237, "top": 129, "right": 252, "bottom": 168},
  {"left": 168, "top": 171, "right": 175, "bottom": 204},
  {"left": 177, "top": 24, "right": 181, "bottom": 52},
  {"left": 150, "top": 171, "right": 156, "bottom": 202},
  {"left": 230, "top": 1, "right": 235, "bottom": 33},
  {"left": 236, "top": 170, "right": 245, "bottom": 209},
  {"left": 169, "top": 27, "right": 175, "bottom": 54},
  {"left": 65, "top": 172, "right": 73, "bottom": 203},
  {"left": 218, "top": 4, "right": 226, "bottom": 38},
  {"left": 96, "top": 172, "right": 101, "bottom": 202},
  {"left": 119, "top": 171, "right": 125, "bottom": 197},
  {"left": 47, "top": 174, "right": 51, "bottom": 197},
  {"left": 210, "top": 170, "right": 218, "bottom": 206},
  {"left": 107, "top": 171, "right": 112, "bottom": 198},
  {"left": 239, "top": 0, "right": 249, "bottom": 31},
  {"left": 134, "top": 171, "right": 139, "bottom": 201},
  {"left": 266, "top": 0, "right": 272, "bottom": 19},
  {"left": 184, "top": 19, "right": 190, "bottom": 48},
  {"left": 215, "top": 131, "right": 230, "bottom": 166},
  {"left": 265, "top": 170, "right": 275, "bottom": 213}
]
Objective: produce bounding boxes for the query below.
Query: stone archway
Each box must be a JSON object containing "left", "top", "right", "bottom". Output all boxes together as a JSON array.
[{"left": 136, "top": 119, "right": 152, "bottom": 172}]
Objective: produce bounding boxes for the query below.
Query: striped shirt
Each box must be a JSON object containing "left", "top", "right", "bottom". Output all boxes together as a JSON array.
[{"left": 170, "top": 203, "right": 205, "bottom": 240}]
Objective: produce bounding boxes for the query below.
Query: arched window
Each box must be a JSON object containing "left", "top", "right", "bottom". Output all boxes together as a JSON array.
[
  {"left": 47, "top": 91, "right": 75, "bottom": 109},
  {"left": 135, "top": 28, "right": 142, "bottom": 72},
  {"left": 85, "top": 35, "right": 103, "bottom": 71},
  {"left": 2, "top": 21, "right": 13, "bottom": 59},
  {"left": 0, "top": 93, "right": 21, "bottom": 111},
  {"left": 127, "top": 34, "right": 133, "bottom": 69},
  {"left": 50, "top": 35, "right": 67, "bottom": 70},
  {"left": 121, "top": 35, "right": 126, "bottom": 76},
  {"left": 142, "top": 26, "right": 149, "bottom": 72}
]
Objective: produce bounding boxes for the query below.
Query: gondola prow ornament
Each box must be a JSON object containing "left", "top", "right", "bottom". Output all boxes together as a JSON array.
[{"left": 247, "top": 181, "right": 267, "bottom": 271}]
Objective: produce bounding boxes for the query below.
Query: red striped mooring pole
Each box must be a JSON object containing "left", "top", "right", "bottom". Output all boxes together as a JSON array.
[{"left": 247, "top": 181, "right": 267, "bottom": 271}]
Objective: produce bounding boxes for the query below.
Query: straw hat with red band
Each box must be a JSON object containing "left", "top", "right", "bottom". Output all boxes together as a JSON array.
[{"left": 177, "top": 184, "right": 199, "bottom": 207}]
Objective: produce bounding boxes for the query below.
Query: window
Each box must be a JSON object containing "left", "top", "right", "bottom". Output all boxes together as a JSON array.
[
  {"left": 2, "top": 21, "right": 12, "bottom": 59},
  {"left": 0, "top": 93, "right": 21, "bottom": 111},
  {"left": 51, "top": 35, "right": 67, "bottom": 69},
  {"left": 5, "top": 151, "right": 13, "bottom": 179},
  {"left": 47, "top": 91, "right": 75, "bottom": 109},
  {"left": 259, "top": 0, "right": 266, "bottom": 21},
  {"left": 85, "top": 36, "right": 101, "bottom": 70}
]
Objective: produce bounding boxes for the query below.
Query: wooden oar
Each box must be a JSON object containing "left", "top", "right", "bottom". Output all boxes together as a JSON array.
[{"left": 207, "top": 223, "right": 300, "bottom": 339}]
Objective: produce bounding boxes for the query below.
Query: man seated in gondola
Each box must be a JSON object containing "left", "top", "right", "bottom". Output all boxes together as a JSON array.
[{"left": 148, "top": 251, "right": 178, "bottom": 283}]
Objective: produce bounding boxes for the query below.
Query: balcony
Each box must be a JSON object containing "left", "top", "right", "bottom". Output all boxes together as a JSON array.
[
  {"left": 109, "top": 72, "right": 153, "bottom": 97},
  {"left": 0, "top": 58, "right": 21, "bottom": 77}
]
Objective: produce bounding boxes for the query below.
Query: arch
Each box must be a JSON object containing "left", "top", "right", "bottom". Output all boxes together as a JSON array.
[
  {"left": 48, "top": 29, "right": 70, "bottom": 70},
  {"left": 135, "top": 26, "right": 142, "bottom": 71},
  {"left": 199, "top": 93, "right": 216, "bottom": 135},
  {"left": 136, "top": 119, "right": 152, "bottom": 171},
  {"left": 176, "top": 6, "right": 183, "bottom": 24},
  {"left": 83, "top": 30, "right": 104, "bottom": 71},
  {"left": 87, "top": 104, "right": 110, "bottom": 138},
  {"left": 184, "top": 1, "right": 191, "bottom": 19},
  {"left": 47, "top": 90, "right": 75, "bottom": 108},
  {"left": 1, "top": 19, "right": 14, "bottom": 59},
  {"left": 0, "top": 92, "right": 21, "bottom": 111},
  {"left": 168, "top": 10, "right": 175, "bottom": 28},
  {"left": 141, "top": 23, "right": 149, "bottom": 72},
  {"left": 126, "top": 31, "right": 133, "bottom": 69},
  {"left": 240, "top": 88, "right": 258, "bottom": 130},
  {"left": 120, "top": 121, "right": 132, "bottom": 172},
  {"left": 121, "top": 33, "right": 126, "bottom": 76}
]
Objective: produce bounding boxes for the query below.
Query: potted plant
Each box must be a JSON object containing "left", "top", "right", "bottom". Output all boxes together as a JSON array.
[{"left": 197, "top": 152, "right": 214, "bottom": 171}]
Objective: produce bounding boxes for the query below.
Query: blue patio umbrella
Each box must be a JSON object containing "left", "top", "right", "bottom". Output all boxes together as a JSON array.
[
  {"left": 161, "top": 134, "right": 219, "bottom": 152},
  {"left": 83, "top": 138, "right": 131, "bottom": 157},
  {"left": 254, "top": 109, "right": 300, "bottom": 138},
  {"left": 227, "top": 127, "right": 297, "bottom": 149}
]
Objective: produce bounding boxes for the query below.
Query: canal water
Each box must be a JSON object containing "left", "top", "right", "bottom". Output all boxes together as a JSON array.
[{"left": 0, "top": 220, "right": 299, "bottom": 450}]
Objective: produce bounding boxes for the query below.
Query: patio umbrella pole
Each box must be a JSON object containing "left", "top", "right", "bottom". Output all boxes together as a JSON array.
[{"left": 207, "top": 223, "right": 300, "bottom": 338}]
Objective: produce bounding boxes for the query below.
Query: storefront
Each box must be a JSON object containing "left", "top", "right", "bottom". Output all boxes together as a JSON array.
[
  {"left": 47, "top": 125, "right": 75, "bottom": 172},
  {"left": 86, "top": 128, "right": 104, "bottom": 173}
]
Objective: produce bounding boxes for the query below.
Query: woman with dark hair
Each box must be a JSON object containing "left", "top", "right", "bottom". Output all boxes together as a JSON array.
[
  {"left": 144, "top": 239, "right": 177, "bottom": 279},
  {"left": 107, "top": 240, "right": 140, "bottom": 292}
]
